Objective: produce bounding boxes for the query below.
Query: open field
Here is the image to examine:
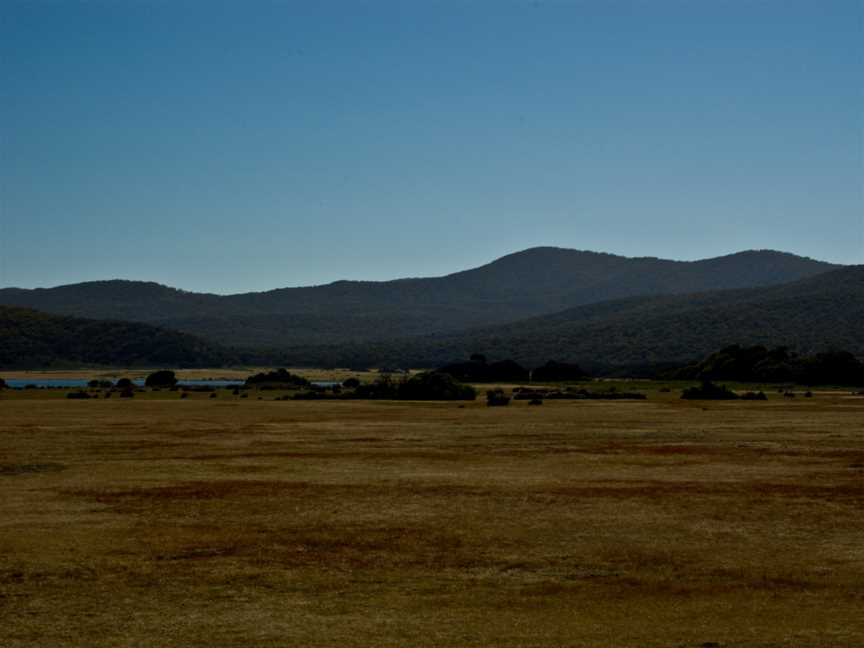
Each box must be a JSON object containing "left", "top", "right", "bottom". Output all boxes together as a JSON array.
[{"left": 1, "top": 392, "right": 862, "bottom": 646}]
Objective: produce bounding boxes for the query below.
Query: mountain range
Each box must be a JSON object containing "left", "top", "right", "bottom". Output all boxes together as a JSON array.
[
  {"left": 287, "top": 264, "right": 863, "bottom": 372},
  {"left": 0, "top": 247, "right": 838, "bottom": 349}
]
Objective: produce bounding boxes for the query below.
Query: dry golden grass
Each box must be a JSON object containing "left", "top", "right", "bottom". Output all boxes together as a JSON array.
[{"left": 1, "top": 392, "right": 862, "bottom": 646}]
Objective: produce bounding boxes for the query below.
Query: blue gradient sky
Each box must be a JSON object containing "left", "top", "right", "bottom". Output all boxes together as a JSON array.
[{"left": 2, "top": 0, "right": 862, "bottom": 293}]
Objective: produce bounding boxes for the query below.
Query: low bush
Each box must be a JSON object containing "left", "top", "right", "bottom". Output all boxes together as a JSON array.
[
  {"left": 145, "top": 370, "right": 177, "bottom": 388},
  {"left": 740, "top": 391, "right": 767, "bottom": 400},
  {"left": 486, "top": 389, "right": 510, "bottom": 407},
  {"left": 245, "top": 369, "right": 309, "bottom": 389},
  {"left": 681, "top": 381, "right": 739, "bottom": 400}
]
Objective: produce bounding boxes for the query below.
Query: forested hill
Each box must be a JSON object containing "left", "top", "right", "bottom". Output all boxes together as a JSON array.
[
  {"left": 0, "top": 248, "right": 837, "bottom": 348},
  {"left": 273, "top": 265, "right": 864, "bottom": 371},
  {"left": 0, "top": 306, "right": 236, "bottom": 369}
]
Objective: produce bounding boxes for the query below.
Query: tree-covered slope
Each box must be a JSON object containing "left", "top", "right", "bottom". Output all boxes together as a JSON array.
[
  {"left": 0, "top": 306, "right": 236, "bottom": 369},
  {"left": 0, "top": 248, "right": 837, "bottom": 348},
  {"left": 273, "top": 265, "right": 864, "bottom": 370}
]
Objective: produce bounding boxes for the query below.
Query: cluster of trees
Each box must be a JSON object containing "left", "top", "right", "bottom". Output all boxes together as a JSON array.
[
  {"left": 245, "top": 369, "right": 309, "bottom": 389},
  {"left": 0, "top": 305, "right": 235, "bottom": 369},
  {"left": 667, "top": 345, "right": 864, "bottom": 386},
  {"left": 436, "top": 355, "right": 587, "bottom": 383},
  {"left": 352, "top": 372, "right": 476, "bottom": 401},
  {"left": 680, "top": 381, "right": 767, "bottom": 401}
]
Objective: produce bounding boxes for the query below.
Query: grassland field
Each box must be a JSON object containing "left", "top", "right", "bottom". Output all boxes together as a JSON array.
[{"left": 1, "top": 378, "right": 862, "bottom": 647}]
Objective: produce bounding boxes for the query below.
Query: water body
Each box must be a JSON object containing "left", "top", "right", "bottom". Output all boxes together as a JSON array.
[
  {"left": 4, "top": 379, "right": 244, "bottom": 389},
  {"left": 4, "top": 379, "right": 342, "bottom": 389}
]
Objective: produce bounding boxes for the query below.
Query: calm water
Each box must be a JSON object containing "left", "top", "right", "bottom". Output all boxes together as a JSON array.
[
  {"left": 4, "top": 379, "right": 341, "bottom": 389},
  {"left": 4, "top": 379, "right": 243, "bottom": 389}
]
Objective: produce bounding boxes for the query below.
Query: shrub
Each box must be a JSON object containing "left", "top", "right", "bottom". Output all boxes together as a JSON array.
[
  {"left": 115, "top": 378, "right": 134, "bottom": 389},
  {"left": 740, "top": 391, "right": 767, "bottom": 401},
  {"left": 0, "top": 377, "right": 7, "bottom": 390},
  {"left": 398, "top": 372, "right": 476, "bottom": 401},
  {"left": 145, "top": 370, "right": 177, "bottom": 388},
  {"left": 681, "top": 381, "right": 738, "bottom": 400},
  {"left": 245, "top": 369, "right": 309, "bottom": 388},
  {"left": 486, "top": 389, "right": 510, "bottom": 406},
  {"left": 342, "top": 377, "right": 361, "bottom": 389}
]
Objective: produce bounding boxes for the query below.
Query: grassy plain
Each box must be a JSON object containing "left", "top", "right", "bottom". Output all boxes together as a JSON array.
[{"left": 1, "top": 389, "right": 862, "bottom": 647}]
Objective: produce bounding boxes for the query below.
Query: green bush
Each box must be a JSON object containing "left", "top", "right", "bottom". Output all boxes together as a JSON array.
[
  {"left": 486, "top": 389, "right": 510, "bottom": 406},
  {"left": 245, "top": 369, "right": 309, "bottom": 388},
  {"left": 681, "top": 381, "right": 738, "bottom": 400},
  {"left": 145, "top": 370, "right": 177, "bottom": 388},
  {"left": 399, "top": 372, "right": 476, "bottom": 401}
]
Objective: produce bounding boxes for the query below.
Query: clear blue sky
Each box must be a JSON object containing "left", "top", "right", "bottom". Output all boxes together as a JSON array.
[{"left": 2, "top": 0, "right": 862, "bottom": 293}]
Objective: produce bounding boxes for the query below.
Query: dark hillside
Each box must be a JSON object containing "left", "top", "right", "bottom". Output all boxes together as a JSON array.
[
  {"left": 0, "top": 306, "right": 236, "bottom": 369},
  {"left": 0, "top": 248, "right": 837, "bottom": 348},
  {"left": 274, "top": 265, "right": 864, "bottom": 370}
]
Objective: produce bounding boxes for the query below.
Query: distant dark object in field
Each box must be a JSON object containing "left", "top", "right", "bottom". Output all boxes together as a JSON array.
[
  {"left": 209, "top": 393, "right": 217, "bottom": 399},
  {"left": 88, "top": 379, "right": 113, "bottom": 389},
  {"left": 784, "top": 391, "right": 796, "bottom": 398},
  {"left": 66, "top": 391, "right": 90, "bottom": 399},
  {"left": 528, "top": 398, "right": 543, "bottom": 406},
  {"left": 343, "top": 377, "right": 361, "bottom": 389},
  {"left": 438, "top": 356, "right": 529, "bottom": 383},
  {"left": 659, "top": 386, "right": 671, "bottom": 393},
  {"left": 116, "top": 377, "right": 133, "bottom": 389},
  {"left": 804, "top": 391, "right": 813, "bottom": 398},
  {"left": 145, "top": 370, "right": 177, "bottom": 388},
  {"left": 241, "top": 393, "right": 248, "bottom": 398},
  {"left": 0, "top": 377, "right": 6, "bottom": 389},
  {"left": 531, "top": 360, "right": 588, "bottom": 382},
  {"left": 180, "top": 392, "right": 188, "bottom": 399},
  {"left": 104, "top": 392, "right": 111, "bottom": 398},
  {"left": 119, "top": 388, "right": 135, "bottom": 398},
  {"left": 740, "top": 391, "right": 768, "bottom": 400},
  {"left": 486, "top": 389, "right": 511, "bottom": 406},
  {"left": 245, "top": 368, "right": 309, "bottom": 389},
  {"left": 681, "top": 381, "right": 739, "bottom": 400}
]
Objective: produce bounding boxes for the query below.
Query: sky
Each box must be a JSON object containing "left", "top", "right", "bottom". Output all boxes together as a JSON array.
[{"left": 2, "top": 0, "right": 862, "bottom": 294}]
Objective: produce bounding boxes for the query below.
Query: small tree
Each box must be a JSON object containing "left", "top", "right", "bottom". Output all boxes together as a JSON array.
[{"left": 145, "top": 370, "right": 177, "bottom": 388}]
